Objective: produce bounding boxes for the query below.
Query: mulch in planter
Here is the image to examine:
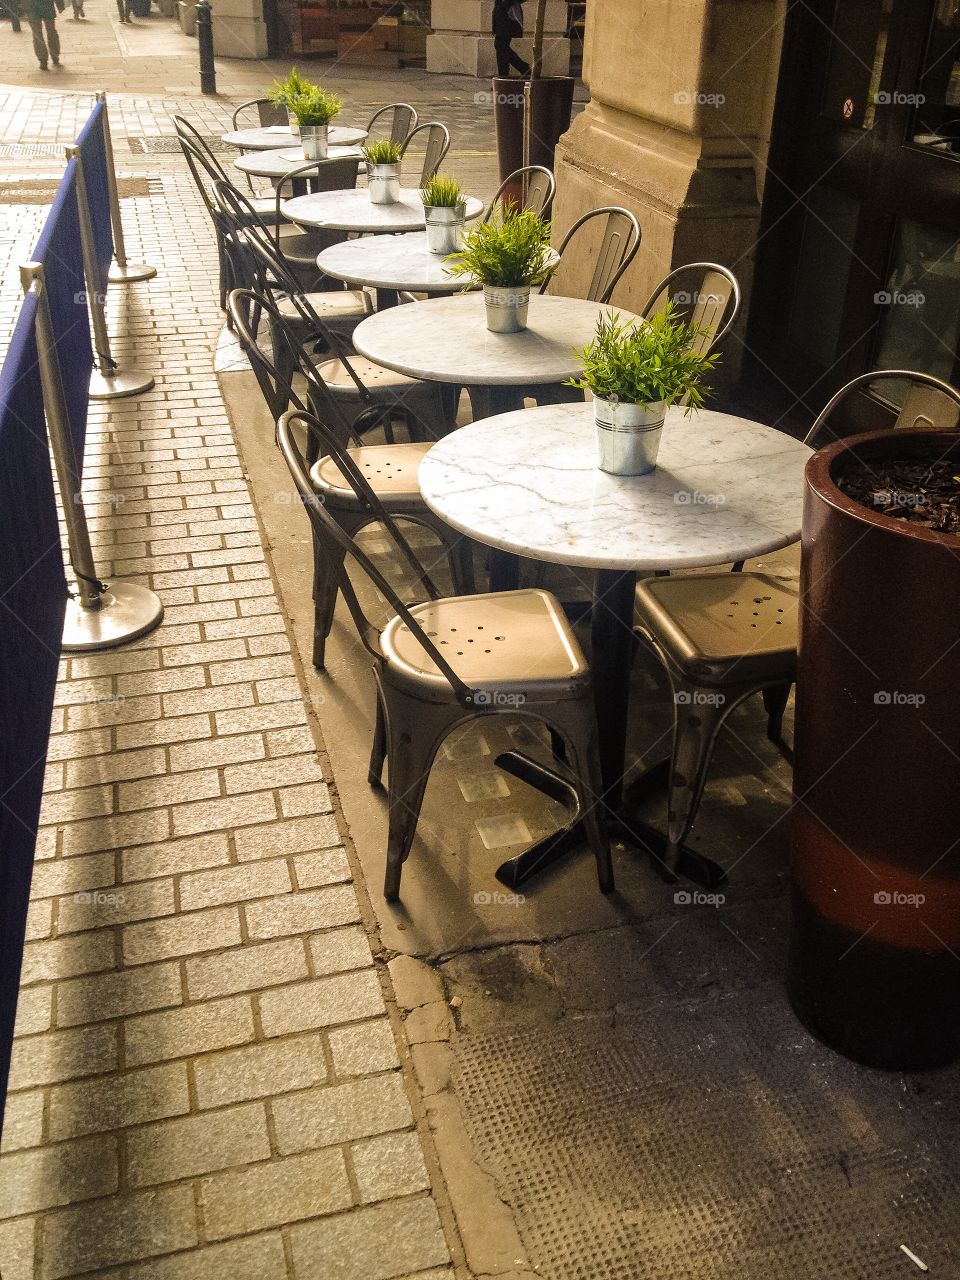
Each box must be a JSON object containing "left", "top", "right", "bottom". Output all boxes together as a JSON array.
[{"left": 836, "top": 455, "right": 960, "bottom": 537}]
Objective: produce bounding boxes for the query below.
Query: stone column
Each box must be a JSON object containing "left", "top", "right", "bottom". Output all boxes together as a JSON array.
[
  {"left": 427, "top": 0, "right": 570, "bottom": 77},
  {"left": 210, "top": 0, "right": 268, "bottom": 57},
  {"left": 552, "top": 0, "right": 786, "bottom": 377}
]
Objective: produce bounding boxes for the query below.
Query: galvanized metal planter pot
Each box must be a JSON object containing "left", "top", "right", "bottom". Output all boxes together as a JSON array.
[
  {"left": 424, "top": 202, "right": 466, "bottom": 255},
  {"left": 287, "top": 113, "right": 300, "bottom": 137},
  {"left": 300, "top": 125, "right": 329, "bottom": 160},
  {"left": 368, "top": 163, "right": 401, "bottom": 205},
  {"left": 483, "top": 284, "right": 530, "bottom": 333},
  {"left": 789, "top": 428, "right": 960, "bottom": 1070},
  {"left": 593, "top": 397, "right": 665, "bottom": 475}
]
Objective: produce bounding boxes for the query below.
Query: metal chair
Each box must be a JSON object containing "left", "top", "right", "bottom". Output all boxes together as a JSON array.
[
  {"left": 230, "top": 98, "right": 289, "bottom": 192},
  {"left": 228, "top": 292, "right": 474, "bottom": 669},
  {"left": 366, "top": 102, "right": 418, "bottom": 148},
  {"left": 399, "top": 122, "right": 451, "bottom": 186},
  {"left": 174, "top": 115, "right": 284, "bottom": 223},
  {"left": 633, "top": 368, "right": 960, "bottom": 872},
  {"left": 542, "top": 206, "right": 641, "bottom": 304},
  {"left": 271, "top": 157, "right": 362, "bottom": 285},
  {"left": 484, "top": 165, "right": 556, "bottom": 221},
  {"left": 640, "top": 263, "right": 741, "bottom": 357},
  {"left": 277, "top": 409, "right": 614, "bottom": 902}
]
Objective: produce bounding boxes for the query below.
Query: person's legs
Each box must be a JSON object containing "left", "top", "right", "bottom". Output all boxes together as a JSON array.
[
  {"left": 27, "top": 14, "right": 48, "bottom": 64},
  {"left": 495, "top": 36, "right": 510, "bottom": 76},
  {"left": 508, "top": 42, "right": 530, "bottom": 74},
  {"left": 45, "top": 15, "right": 59, "bottom": 61}
]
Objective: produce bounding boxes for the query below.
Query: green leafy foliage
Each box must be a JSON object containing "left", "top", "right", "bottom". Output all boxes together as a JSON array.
[
  {"left": 288, "top": 86, "right": 342, "bottom": 127},
  {"left": 362, "top": 139, "right": 403, "bottom": 165},
  {"left": 267, "top": 67, "right": 311, "bottom": 110},
  {"left": 567, "top": 305, "right": 719, "bottom": 409},
  {"left": 445, "top": 208, "right": 554, "bottom": 288},
  {"left": 420, "top": 175, "right": 464, "bottom": 209}
]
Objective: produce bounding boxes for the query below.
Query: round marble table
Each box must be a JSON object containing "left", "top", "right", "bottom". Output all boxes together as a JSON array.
[
  {"left": 281, "top": 188, "right": 485, "bottom": 236},
  {"left": 233, "top": 146, "right": 364, "bottom": 181},
  {"left": 222, "top": 124, "right": 368, "bottom": 150},
  {"left": 420, "top": 401, "right": 812, "bottom": 886},
  {"left": 316, "top": 231, "right": 465, "bottom": 309},
  {"left": 352, "top": 293, "right": 636, "bottom": 417}
]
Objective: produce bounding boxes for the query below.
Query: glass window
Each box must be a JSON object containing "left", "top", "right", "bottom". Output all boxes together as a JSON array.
[
  {"left": 786, "top": 187, "right": 861, "bottom": 366},
  {"left": 821, "top": 0, "right": 893, "bottom": 129},
  {"left": 912, "top": 0, "right": 960, "bottom": 152}
]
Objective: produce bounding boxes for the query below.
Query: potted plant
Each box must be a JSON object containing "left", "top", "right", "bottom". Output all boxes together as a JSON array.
[
  {"left": 493, "top": 0, "right": 575, "bottom": 189},
  {"left": 288, "top": 86, "right": 342, "bottom": 161},
  {"left": 567, "top": 305, "right": 718, "bottom": 475},
  {"left": 446, "top": 207, "right": 554, "bottom": 333},
  {"left": 362, "top": 140, "right": 403, "bottom": 205},
  {"left": 789, "top": 427, "right": 960, "bottom": 1070},
  {"left": 267, "top": 67, "right": 312, "bottom": 136},
  {"left": 420, "top": 175, "right": 467, "bottom": 255}
]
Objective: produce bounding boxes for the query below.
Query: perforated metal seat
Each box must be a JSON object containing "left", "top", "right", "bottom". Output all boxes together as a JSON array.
[
  {"left": 277, "top": 290, "right": 369, "bottom": 336},
  {"left": 382, "top": 589, "right": 589, "bottom": 695},
  {"left": 310, "top": 442, "right": 428, "bottom": 506}
]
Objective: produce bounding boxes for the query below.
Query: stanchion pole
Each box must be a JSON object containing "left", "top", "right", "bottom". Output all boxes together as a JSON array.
[
  {"left": 96, "top": 92, "right": 157, "bottom": 285},
  {"left": 66, "top": 144, "right": 155, "bottom": 401},
  {"left": 20, "top": 263, "right": 163, "bottom": 651}
]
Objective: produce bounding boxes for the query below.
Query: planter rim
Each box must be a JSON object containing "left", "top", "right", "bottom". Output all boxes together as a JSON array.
[{"left": 805, "top": 428, "right": 960, "bottom": 549}]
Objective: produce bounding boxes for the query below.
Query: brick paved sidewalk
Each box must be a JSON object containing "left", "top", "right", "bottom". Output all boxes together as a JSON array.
[{"left": 0, "top": 98, "right": 459, "bottom": 1280}]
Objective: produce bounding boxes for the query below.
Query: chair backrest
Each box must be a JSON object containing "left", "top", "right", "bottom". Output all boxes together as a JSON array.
[
  {"left": 272, "top": 156, "right": 361, "bottom": 232},
  {"left": 277, "top": 410, "right": 474, "bottom": 702},
  {"left": 400, "top": 122, "right": 451, "bottom": 185},
  {"left": 232, "top": 97, "right": 288, "bottom": 130},
  {"left": 805, "top": 370, "right": 960, "bottom": 448},
  {"left": 640, "top": 263, "right": 741, "bottom": 356},
  {"left": 542, "top": 206, "right": 641, "bottom": 304},
  {"left": 484, "top": 166, "right": 556, "bottom": 222},
  {"left": 174, "top": 118, "right": 230, "bottom": 225},
  {"left": 366, "top": 102, "right": 418, "bottom": 148}
]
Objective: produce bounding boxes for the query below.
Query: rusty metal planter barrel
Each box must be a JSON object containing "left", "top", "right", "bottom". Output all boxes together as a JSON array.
[{"left": 789, "top": 429, "right": 960, "bottom": 1070}]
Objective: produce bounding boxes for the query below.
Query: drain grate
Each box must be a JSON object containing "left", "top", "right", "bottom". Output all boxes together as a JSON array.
[
  {"left": 128, "top": 135, "right": 231, "bottom": 155},
  {"left": 0, "top": 176, "right": 159, "bottom": 204},
  {"left": 0, "top": 143, "right": 63, "bottom": 158}
]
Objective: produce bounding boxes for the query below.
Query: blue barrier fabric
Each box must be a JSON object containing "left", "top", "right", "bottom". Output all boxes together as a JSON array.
[
  {"left": 75, "top": 101, "right": 113, "bottom": 296},
  {"left": 32, "top": 156, "right": 93, "bottom": 468},
  {"left": 0, "top": 289, "right": 68, "bottom": 1130}
]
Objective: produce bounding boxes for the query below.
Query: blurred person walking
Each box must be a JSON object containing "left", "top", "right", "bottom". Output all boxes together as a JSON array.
[
  {"left": 116, "top": 0, "right": 131, "bottom": 20},
  {"left": 2, "top": 0, "right": 22, "bottom": 30},
  {"left": 493, "top": 0, "right": 529, "bottom": 77},
  {"left": 21, "top": 0, "right": 64, "bottom": 67}
]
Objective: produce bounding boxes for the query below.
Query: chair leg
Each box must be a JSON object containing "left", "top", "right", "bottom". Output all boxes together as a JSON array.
[
  {"left": 762, "top": 681, "right": 792, "bottom": 743},
  {"left": 312, "top": 541, "right": 345, "bottom": 671},
  {"left": 554, "top": 704, "right": 614, "bottom": 893},
  {"left": 665, "top": 681, "right": 727, "bottom": 869},
  {"left": 368, "top": 692, "right": 387, "bottom": 788}
]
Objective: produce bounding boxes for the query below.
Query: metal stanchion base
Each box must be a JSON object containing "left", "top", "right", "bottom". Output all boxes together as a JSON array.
[
  {"left": 108, "top": 262, "right": 157, "bottom": 284},
  {"left": 62, "top": 582, "right": 163, "bottom": 651},
  {"left": 88, "top": 367, "right": 155, "bottom": 399}
]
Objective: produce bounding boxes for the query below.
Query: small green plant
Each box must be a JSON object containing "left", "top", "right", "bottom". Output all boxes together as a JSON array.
[
  {"left": 267, "top": 67, "right": 312, "bottom": 111},
  {"left": 567, "top": 305, "right": 719, "bottom": 409},
  {"left": 362, "top": 139, "right": 403, "bottom": 166},
  {"left": 420, "top": 175, "right": 464, "bottom": 209},
  {"left": 289, "top": 86, "right": 342, "bottom": 128},
  {"left": 445, "top": 208, "right": 554, "bottom": 288}
]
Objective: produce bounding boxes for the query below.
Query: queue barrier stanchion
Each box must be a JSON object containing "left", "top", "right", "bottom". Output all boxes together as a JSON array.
[
  {"left": 96, "top": 91, "right": 157, "bottom": 285},
  {"left": 65, "top": 144, "right": 155, "bottom": 401},
  {"left": 20, "top": 262, "right": 163, "bottom": 651}
]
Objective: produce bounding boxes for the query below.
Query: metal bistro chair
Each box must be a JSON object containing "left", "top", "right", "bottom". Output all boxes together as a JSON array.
[
  {"left": 366, "top": 102, "right": 418, "bottom": 148},
  {"left": 640, "top": 263, "right": 741, "bottom": 359},
  {"left": 483, "top": 165, "right": 556, "bottom": 221},
  {"left": 277, "top": 409, "right": 614, "bottom": 902},
  {"left": 174, "top": 115, "right": 285, "bottom": 224},
  {"left": 230, "top": 97, "right": 289, "bottom": 191},
  {"left": 399, "top": 122, "right": 451, "bottom": 186},
  {"left": 229, "top": 291, "right": 474, "bottom": 670},
  {"left": 633, "top": 368, "right": 960, "bottom": 873},
  {"left": 542, "top": 205, "right": 641, "bottom": 305},
  {"left": 272, "top": 157, "right": 363, "bottom": 283}
]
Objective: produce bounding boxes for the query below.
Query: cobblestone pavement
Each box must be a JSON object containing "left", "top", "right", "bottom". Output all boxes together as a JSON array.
[{"left": 0, "top": 60, "right": 485, "bottom": 1280}]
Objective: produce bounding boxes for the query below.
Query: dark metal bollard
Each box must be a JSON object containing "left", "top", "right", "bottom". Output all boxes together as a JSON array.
[{"left": 196, "top": 0, "right": 216, "bottom": 96}]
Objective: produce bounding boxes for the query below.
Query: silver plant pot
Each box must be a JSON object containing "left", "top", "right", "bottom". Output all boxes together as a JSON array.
[
  {"left": 368, "top": 162, "right": 401, "bottom": 205},
  {"left": 594, "top": 397, "right": 666, "bottom": 475},
  {"left": 423, "top": 203, "right": 466, "bottom": 255},
  {"left": 300, "top": 125, "right": 329, "bottom": 160},
  {"left": 483, "top": 284, "right": 530, "bottom": 333},
  {"left": 287, "top": 112, "right": 300, "bottom": 137}
]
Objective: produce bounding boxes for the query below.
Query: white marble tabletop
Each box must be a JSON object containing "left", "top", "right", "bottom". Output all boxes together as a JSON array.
[
  {"left": 233, "top": 146, "right": 364, "bottom": 178},
  {"left": 316, "top": 232, "right": 466, "bottom": 293},
  {"left": 222, "top": 124, "right": 368, "bottom": 150},
  {"left": 352, "top": 293, "right": 636, "bottom": 387},
  {"left": 281, "top": 188, "right": 485, "bottom": 234},
  {"left": 418, "top": 402, "right": 812, "bottom": 570}
]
